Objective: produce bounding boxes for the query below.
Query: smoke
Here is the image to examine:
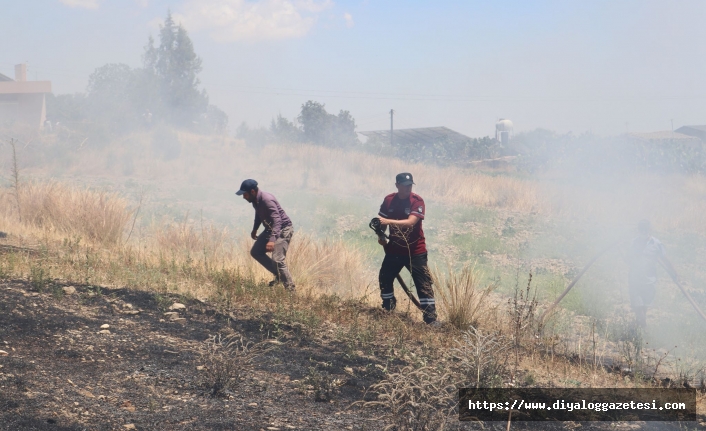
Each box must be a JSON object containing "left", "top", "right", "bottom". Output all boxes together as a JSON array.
[{"left": 4, "top": 108, "right": 706, "bottom": 382}]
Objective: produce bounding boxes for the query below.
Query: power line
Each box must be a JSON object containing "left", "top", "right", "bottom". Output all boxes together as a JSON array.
[{"left": 5, "top": 62, "right": 706, "bottom": 103}]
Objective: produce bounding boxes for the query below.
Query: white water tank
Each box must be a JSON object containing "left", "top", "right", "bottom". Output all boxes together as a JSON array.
[{"left": 495, "top": 119, "right": 513, "bottom": 144}]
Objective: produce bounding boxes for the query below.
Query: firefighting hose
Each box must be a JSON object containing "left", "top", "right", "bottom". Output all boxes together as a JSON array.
[
  {"left": 369, "top": 218, "right": 423, "bottom": 310},
  {"left": 539, "top": 237, "right": 706, "bottom": 326},
  {"left": 539, "top": 238, "right": 625, "bottom": 326},
  {"left": 658, "top": 259, "right": 706, "bottom": 324}
]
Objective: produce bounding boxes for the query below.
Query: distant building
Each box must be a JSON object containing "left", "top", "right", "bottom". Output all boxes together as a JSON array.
[
  {"left": 358, "top": 126, "right": 472, "bottom": 146},
  {"left": 674, "top": 125, "right": 706, "bottom": 142},
  {"left": 628, "top": 131, "right": 701, "bottom": 144},
  {"left": 627, "top": 130, "right": 706, "bottom": 149},
  {"left": 0, "top": 64, "right": 52, "bottom": 129}
]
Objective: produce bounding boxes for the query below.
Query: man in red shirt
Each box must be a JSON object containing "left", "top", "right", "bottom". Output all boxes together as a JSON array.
[{"left": 376, "top": 173, "right": 437, "bottom": 324}]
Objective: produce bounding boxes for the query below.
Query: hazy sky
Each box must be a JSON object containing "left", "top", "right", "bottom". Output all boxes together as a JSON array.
[{"left": 3, "top": 0, "right": 706, "bottom": 136}]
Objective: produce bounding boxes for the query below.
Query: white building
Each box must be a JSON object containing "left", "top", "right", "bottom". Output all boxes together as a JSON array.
[{"left": 0, "top": 64, "right": 52, "bottom": 129}]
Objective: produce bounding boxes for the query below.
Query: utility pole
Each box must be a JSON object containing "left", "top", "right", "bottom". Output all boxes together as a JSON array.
[{"left": 390, "top": 109, "right": 394, "bottom": 146}]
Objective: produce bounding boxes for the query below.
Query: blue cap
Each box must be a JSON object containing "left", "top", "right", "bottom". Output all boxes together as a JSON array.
[{"left": 236, "top": 179, "right": 258, "bottom": 195}]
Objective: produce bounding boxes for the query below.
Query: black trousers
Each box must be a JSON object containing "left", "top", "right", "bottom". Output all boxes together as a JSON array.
[{"left": 379, "top": 253, "right": 436, "bottom": 323}]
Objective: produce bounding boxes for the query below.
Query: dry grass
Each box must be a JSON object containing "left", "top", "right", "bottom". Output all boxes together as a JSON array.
[
  {"left": 149, "top": 216, "right": 373, "bottom": 299},
  {"left": 0, "top": 181, "right": 132, "bottom": 245},
  {"left": 1, "top": 145, "right": 704, "bottom": 416},
  {"left": 547, "top": 172, "right": 706, "bottom": 234},
  {"left": 432, "top": 263, "right": 497, "bottom": 331},
  {"left": 360, "top": 365, "right": 458, "bottom": 431},
  {"left": 286, "top": 234, "right": 372, "bottom": 296},
  {"left": 9, "top": 131, "right": 546, "bottom": 214},
  {"left": 9, "top": 129, "right": 706, "bottom": 234},
  {"left": 0, "top": 180, "right": 373, "bottom": 304},
  {"left": 200, "top": 333, "right": 266, "bottom": 397},
  {"left": 160, "top": 137, "right": 706, "bottom": 234},
  {"left": 1, "top": 179, "right": 704, "bottom": 421},
  {"left": 450, "top": 327, "right": 510, "bottom": 389},
  {"left": 152, "top": 215, "right": 229, "bottom": 260},
  {"left": 253, "top": 143, "right": 545, "bottom": 212}
]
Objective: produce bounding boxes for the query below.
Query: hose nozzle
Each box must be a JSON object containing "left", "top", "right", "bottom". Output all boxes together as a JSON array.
[{"left": 369, "top": 217, "right": 387, "bottom": 239}]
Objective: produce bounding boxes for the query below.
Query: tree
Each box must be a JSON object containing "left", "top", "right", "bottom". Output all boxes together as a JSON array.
[
  {"left": 45, "top": 10, "right": 228, "bottom": 137},
  {"left": 144, "top": 11, "right": 209, "bottom": 124},
  {"left": 297, "top": 101, "right": 359, "bottom": 147},
  {"left": 330, "top": 109, "right": 358, "bottom": 147},
  {"left": 204, "top": 105, "right": 229, "bottom": 133},
  {"left": 298, "top": 101, "right": 330, "bottom": 144},
  {"left": 46, "top": 93, "right": 86, "bottom": 124},
  {"left": 86, "top": 63, "right": 138, "bottom": 126},
  {"left": 270, "top": 114, "right": 301, "bottom": 142}
]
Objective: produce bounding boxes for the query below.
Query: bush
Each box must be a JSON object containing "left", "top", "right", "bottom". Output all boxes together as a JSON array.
[
  {"left": 432, "top": 263, "right": 497, "bottom": 331},
  {"left": 450, "top": 327, "right": 510, "bottom": 388},
  {"left": 201, "top": 334, "right": 265, "bottom": 397},
  {"left": 362, "top": 365, "right": 458, "bottom": 431},
  {"left": 303, "top": 366, "right": 337, "bottom": 402}
]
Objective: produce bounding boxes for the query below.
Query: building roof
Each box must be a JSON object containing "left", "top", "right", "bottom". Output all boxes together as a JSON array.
[
  {"left": 674, "top": 125, "right": 706, "bottom": 141},
  {"left": 0, "top": 73, "right": 13, "bottom": 82},
  {"left": 677, "top": 125, "right": 706, "bottom": 133},
  {"left": 0, "top": 80, "right": 51, "bottom": 94},
  {"left": 629, "top": 131, "right": 700, "bottom": 141},
  {"left": 358, "top": 126, "right": 471, "bottom": 146}
]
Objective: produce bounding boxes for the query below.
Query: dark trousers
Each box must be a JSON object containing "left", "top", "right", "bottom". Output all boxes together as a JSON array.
[{"left": 379, "top": 253, "right": 436, "bottom": 323}]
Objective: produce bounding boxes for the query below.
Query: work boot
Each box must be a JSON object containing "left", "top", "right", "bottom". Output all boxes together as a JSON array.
[
  {"left": 426, "top": 320, "right": 442, "bottom": 328},
  {"left": 284, "top": 283, "right": 296, "bottom": 293},
  {"left": 382, "top": 297, "right": 396, "bottom": 312}
]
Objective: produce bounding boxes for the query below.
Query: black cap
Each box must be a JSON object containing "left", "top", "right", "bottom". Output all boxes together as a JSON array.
[
  {"left": 236, "top": 179, "right": 258, "bottom": 195},
  {"left": 395, "top": 172, "right": 415, "bottom": 186}
]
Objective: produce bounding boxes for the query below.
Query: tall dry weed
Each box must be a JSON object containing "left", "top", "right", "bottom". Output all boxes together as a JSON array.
[
  {"left": 1, "top": 182, "right": 132, "bottom": 245},
  {"left": 256, "top": 144, "right": 545, "bottom": 212},
  {"left": 450, "top": 327, "right": 510, "bottom": 388},
  {"left": 152, "top": 215, "right": 229, "bottom": 263},
  {"left": 284, "top": 234, "right": 371, "bottom": 296},
  {"left": 18, "top": 130, "right": 706, "bottom": 232},
  {"left": 201, "top": 334, "right": 266, "bottom": 397},
  {"left": 361, "top": 365, "right": 458, "bottom": 431},
  {"left": 61, "top": 133, "right": 545, "bottom": 214},
  {"left": 153, "top": 221, "right": 371, "bottom": 292},
  {"left": 433, "top": 263, "right": 497, "bottom": 331},
  {"left": 145, "top": 218, "right": 372, "bottom": 299}
]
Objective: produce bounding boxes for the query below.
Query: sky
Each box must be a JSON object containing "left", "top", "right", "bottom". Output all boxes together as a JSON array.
[{"left": 2, "top": 0, "right": 706, "bottom": 137}]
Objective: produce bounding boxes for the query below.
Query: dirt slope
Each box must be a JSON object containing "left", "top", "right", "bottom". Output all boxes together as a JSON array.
[
  {"left": 1, "top": 280, "right": 703, "bottom": 431},
  {"left": 0, "top": 280, "right": 389, "bottom": 431}
]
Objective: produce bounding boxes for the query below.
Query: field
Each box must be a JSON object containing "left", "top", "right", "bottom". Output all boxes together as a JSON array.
[{"left": 0, "top": 128, "right": 705, "bottom": 430}]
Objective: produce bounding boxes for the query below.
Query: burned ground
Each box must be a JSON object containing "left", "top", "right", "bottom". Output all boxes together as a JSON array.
[
  {"left": 0, "top": 280, "right": 398, "bottom": 431},
  {"left": 1, "top": 280, "right": 703, "bottom": 431}
]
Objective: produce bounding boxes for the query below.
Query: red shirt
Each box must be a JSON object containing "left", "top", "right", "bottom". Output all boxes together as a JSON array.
[{"left": 378, "top": 192, "right": 427, "bottom": 256}]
